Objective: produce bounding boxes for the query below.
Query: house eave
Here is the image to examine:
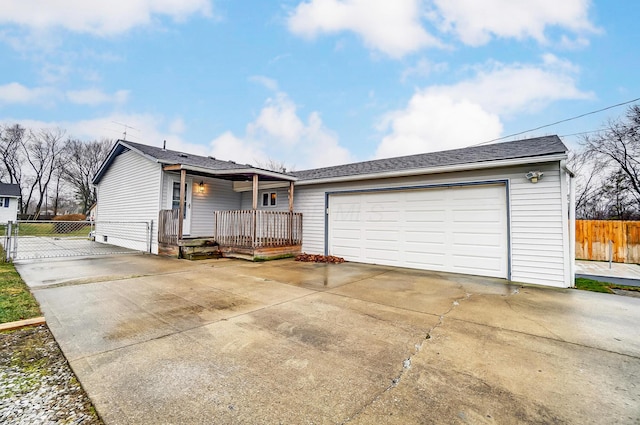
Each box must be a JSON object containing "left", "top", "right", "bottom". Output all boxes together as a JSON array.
[
  {"left": 162, "top": 164, "right": 298, "bottom": 181},
  {"left": 295, "top": 153, "right": 568, "bottom": 186}
]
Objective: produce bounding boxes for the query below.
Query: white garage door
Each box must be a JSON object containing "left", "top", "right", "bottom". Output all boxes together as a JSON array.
[{"left": 328, "top": 184, "right": 508, "bottom": 278}]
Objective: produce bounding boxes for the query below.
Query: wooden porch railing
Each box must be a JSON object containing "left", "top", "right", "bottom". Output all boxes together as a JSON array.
[
  {"left": 214, "top": 210, "right": 302, "bottom": 248},
  {"left": 158, "top": 209, "right": 179, "bottom": 245}
]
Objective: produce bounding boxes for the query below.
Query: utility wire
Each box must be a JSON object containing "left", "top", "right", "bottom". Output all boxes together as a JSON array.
[{"left": 472, "top": 97, "right": 640, "bottom": 146}]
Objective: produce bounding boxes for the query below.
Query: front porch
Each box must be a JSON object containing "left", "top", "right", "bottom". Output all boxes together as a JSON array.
[
  {"left": 158, "top": 209, "right": 303, "bottom": 260},
  {"left": 156, "top": 164, "right": 302, "bottom": 260}
]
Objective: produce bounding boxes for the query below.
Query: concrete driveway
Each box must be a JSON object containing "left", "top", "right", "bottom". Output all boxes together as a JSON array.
[{"left": 16, "top": 255, "right": 640, "bottom": 424}]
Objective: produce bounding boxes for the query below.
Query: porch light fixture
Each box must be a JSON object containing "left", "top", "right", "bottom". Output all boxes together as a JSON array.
[
  {"left": 525, "top": 171, "right": 543, "bottom": 183},
  {"left": 198, "top": 181, "right": 204, "bottom": 193}
]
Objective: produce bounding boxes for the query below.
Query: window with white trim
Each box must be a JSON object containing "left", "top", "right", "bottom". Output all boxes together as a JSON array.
[
  {"left": 0, "top": 198, "right": 8, "bottom": 208},
  {"left": 261, "top": 192, "right": 277, "bottom": 207}
]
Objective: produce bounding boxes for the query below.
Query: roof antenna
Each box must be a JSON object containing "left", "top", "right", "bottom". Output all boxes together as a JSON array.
[
  {"left": 112, "top": 121, "right": 139, "bottom": 141},
  {"left": 163, "top": 140, "right": 166, "bottom": 151}
]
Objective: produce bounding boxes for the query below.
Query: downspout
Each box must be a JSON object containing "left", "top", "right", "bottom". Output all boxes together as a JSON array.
[{"left": 561, "top": 160, "right": 576, "bottom": 288}]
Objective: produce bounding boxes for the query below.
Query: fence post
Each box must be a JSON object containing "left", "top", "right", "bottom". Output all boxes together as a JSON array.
[
  {"left": 5, "top": 221, "right": 12, "bottom": 262},
  {"left": 609, "top": 239, "right": 613, "bottom": 269},
  {"left": 11, "top": 221, "right": 17, "bottom": 261},
  {"left": 148, "top": 220, "right": 153, "bottom": 253}
]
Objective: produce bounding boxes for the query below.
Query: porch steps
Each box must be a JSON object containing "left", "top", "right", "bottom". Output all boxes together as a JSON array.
[{"left": 180, "top": 238, "right": 223, "bottom": 261}]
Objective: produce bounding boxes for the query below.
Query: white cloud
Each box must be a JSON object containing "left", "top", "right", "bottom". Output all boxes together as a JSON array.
[
  {"left": 169, "top": 118, "right": 186, "bottom": 134},
  {"left": 209, "top": 131, "right": 268, "bottom": 165},
  {"left": 287, "top": 0, "right": 440, "bottom": 58},
  {"left": 249, "top": 76, "right": 279, "bottom": 92},
  {"left": 376, "top": 55, "right": 591, "bottom": 158},
  {"left": 0, "top": 0, "right": 212, "bottom": 36},
  {"left": 432, "top": 0, "right": 596, "bottom": 46},
  {"left": 3, "top": 113, "right": 207, "bottom": 157},
  {"left": 376, "top": 95, "right": 502, "bottom": 158},
  {"left": 66, "top": 88, "right": 129, "bottom": 105},
  {"left": 248, "top": 94, "right": 305, "bottom": 145},
  {"left": 425, "top": 56, "right": 593, "bottom": 116},
  {"left": 210, "top": 91, "right": 352, "bottom": 169},
  {"left": 0, "top": 82, "right": 55, "bottom": 104}
]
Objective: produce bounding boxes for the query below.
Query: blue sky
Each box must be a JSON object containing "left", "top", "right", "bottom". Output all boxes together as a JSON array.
[{"left": 0, "top": 0, "right": 638, "bottom": 170}]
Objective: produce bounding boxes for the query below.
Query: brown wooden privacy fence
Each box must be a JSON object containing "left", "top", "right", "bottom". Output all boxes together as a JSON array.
[
  {"left": 575, "top": 220, "right": 640, "bottom": 263},
  {"left": 214, "top": 210, "right": 302, "bottom": 248}
]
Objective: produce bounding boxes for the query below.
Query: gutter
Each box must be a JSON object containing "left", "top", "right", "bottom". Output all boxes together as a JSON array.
[{"left": 295, "top": 153, "right": 569, "bottom": 186}]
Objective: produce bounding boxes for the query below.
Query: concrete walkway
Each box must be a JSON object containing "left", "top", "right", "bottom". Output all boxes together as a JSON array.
[
  {"left": 576, "top": 259, "right": 640, "bottom": 279},
  {"left": 576, "top": 260, "right": 640, "bottom": 287},
  {"left": 17, "top": 255, "right": 640, "bottom": 424}
]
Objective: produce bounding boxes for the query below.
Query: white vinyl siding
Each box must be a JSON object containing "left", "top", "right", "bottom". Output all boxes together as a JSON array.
[
  {"left": 0, "top": 197, "right": 18, "bottom": 224},
  {"left": 161, "top": 175, "right": 241, "bottom": 237},
  {"left": 295, "top": 162, "right": 569, "bottom": 287},
  {"left": 96, "top": 149, "right": 162, "bottom": 253},
  {"left": 240, "top": 187, "right": 290, "bottom": 211},
  {"left": 191, "top": 177, "right": 241, "bottom": 236}
]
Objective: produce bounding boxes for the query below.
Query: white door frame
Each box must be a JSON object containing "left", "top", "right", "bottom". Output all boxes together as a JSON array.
[{"left": 168, "top": 175, "right": 193, "bottom": 236}]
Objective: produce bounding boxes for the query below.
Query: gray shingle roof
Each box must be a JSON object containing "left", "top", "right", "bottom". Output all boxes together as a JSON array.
[
  {"left": 123, "top": 140, "right": 250, "bottom": 171},
  {"left": 0, "top": 182, "right": 21, "bottom": 197},
  {"left": 292, "top": 135, "right": 567, "bottom": 181}
]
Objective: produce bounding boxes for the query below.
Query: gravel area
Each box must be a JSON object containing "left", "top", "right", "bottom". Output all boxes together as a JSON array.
[{"left": 0, "top": 325, "right": 103, "bottom": 425}]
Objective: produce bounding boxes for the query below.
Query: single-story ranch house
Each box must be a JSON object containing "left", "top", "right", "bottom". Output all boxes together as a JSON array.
[{"left": 92, "top": 135, "right": 575, "bottom": 288}]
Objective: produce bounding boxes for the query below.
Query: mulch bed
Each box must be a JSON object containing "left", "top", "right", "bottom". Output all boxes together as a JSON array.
[{"left": 295, "top": 253, "right": 346, "bottom": 263}]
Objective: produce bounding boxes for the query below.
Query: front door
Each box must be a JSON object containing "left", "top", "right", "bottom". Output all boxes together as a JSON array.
[{"left": 169, "top": 177, "right": 192, "bottom": 236}]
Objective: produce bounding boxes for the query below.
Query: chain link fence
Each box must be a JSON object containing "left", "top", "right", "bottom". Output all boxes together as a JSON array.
[{"left": 3, "top": 220, "right": 151, "bottom": 261}]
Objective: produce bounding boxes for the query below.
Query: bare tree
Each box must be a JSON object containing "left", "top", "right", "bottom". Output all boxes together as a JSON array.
[
  {"left": 0, "top": 124, "right": 26, "bottom": 212},
  {"left": 568, "top": 149, "right": 605, "bottom": 219},
  {"left": 255, "top": 158, "right": 295, "bottom": 173},
  {"left": 62, "top": 138, "right": 112, "bottom": 214},
  {"left": 582, "top": 105, "right": 640, "bottom": 213},
  {"left": 21, "top": 128, "right": 67, "bottom": 218},
  {"left": 598, "top": 169, "right": 639, "bottom": 220}
]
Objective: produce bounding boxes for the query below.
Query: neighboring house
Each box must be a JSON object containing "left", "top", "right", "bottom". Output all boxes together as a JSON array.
[
  {"left": 93, "top": 135, "right": 575, "bottom": 288},
  {"left": 0, "top": 183, "right": 20, "bottom": 224},
  {"left": 88, "top": 203, "right": 97, "bottom": 221}
]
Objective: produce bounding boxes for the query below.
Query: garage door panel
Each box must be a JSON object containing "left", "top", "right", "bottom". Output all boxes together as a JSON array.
[
  {"left": 405, "top": 210, "right": 447, "bottom": 222},
  {"left": 452, "top": 232, "right": 503, "bottom": 246},
  {"left": 453, "top": 209, "right": 503, "bottom": 223},
  {"left": 365, "top": 247, "right": 400, "bottom": 261},
  {"left": 329, "top": 184, "right": 507, "bottom": 279}
]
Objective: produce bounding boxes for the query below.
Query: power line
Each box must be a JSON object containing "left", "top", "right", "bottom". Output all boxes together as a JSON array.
[
  {"left": 558, "top": 129, "right": 603, "bottom": 138},
  {"left": 472, "top": 97, "right": 640, "bottom": 146}
]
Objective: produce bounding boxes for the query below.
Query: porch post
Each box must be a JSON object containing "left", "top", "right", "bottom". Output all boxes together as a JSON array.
[
  {"left": 252, "top": 174, "right": 258, "bottom": 247},
  {"left": 288, "top": 181, "right": 294, "bottom": 244},
  {"left": 288, "top": 181, "right": 294, "bottom": 212},
  {"left": 252, "top": 174, "right": 259, "bottom": 210},
  {"left": 178, "top": 169, "right": 186, "bottom": 240}
]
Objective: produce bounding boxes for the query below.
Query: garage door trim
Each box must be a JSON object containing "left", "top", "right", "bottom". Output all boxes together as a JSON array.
[{"left": 324, "top": 179, "right": 511, "bottom": 279}]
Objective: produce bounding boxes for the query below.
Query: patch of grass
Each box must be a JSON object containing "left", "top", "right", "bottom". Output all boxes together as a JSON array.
[
  {"left": 575, "top": 277, "right": 640, "bottom": 294},
  {"left": 17, "top": 222, "right": 91, "bottom": 237},
  {"left": 0, "top": 258, "right": 41, "bottom": 324},
  {"left": 575, "top": 277, "right": 613, "bottom": 293}
]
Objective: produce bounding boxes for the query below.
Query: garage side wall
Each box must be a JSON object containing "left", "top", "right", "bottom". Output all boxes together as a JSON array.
[
  {"left": 96, "top": 150, "right": 162, "bottom": 254},
  {"left": 295, "top": 162, "right": 568, "bottom": 288}
]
